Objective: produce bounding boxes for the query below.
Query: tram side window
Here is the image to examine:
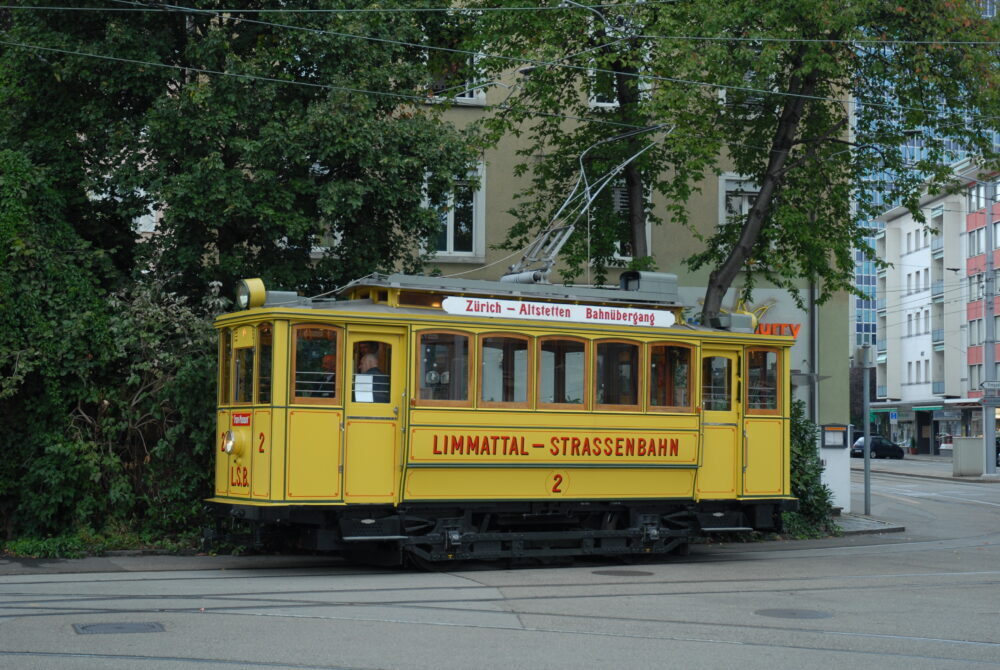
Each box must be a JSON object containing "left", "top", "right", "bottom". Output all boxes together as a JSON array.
[
  {"left": 649, "top": 344, "right": 692, "bottom": 411},
  {"left": 234, "top": 346, "right": 255, "bottom": 404},
  {"left": 702, "top": 356, "right": 732, "bottom": 411},
  {"left": 418, "top": 332, "right": 469, "bottom": 404},
  {"left": 539, "top": 338, "right": 586, "bottom": 407},
  {"left": 747, "top": 349, "right": 779, "bottom": 412},
  {"left": 481, "top": 335, "right": 529, "bottom": 406},
  {"left": 352, "top": 341, "right": 391, "bottom": 403},
  {"left": 258, "top": 323, "right": 272, "bottom": 404},
  {"left": 219, "top": 329, "right": 232, "bottom": 405},
  {"left": 595, "top": 341, "right": 639, "bottom": 409},
  {"left": 292, "top": 325, "right": 340, "bottom": 401}
]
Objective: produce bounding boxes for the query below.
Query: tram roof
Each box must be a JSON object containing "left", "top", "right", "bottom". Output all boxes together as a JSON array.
[{"left": 337, "top": 271, "right": 683, "bottom": 309}]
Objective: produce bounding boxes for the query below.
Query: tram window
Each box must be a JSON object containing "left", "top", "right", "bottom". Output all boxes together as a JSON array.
[
  {"left": 480, "top": 335, "right": 530, "bottom": 406},
  {"left": 595, "top": 341, "right": 639, "bottom": 409},
  {"left": 539, "top": 338, "right": 586, "bottom": 408},
  {"left": 702, "top": 356, "right": 732, "bottom": 411},
  {"left": 234, "top": 346, "right": 255, "bottom": 404},
  {"left": 258, "top": 323, "right": 273, "bottom": 404},
  {"left": 400, "top": 291, "right": 444, "bottom": 309},
  {"left": 219, "top": 329, "right": 232, "bottom": 405},
  {"left": 649, "top": 344, "right": 692, "bottom": 411},
  {"left": 418, "top": 332, "right": 469, "bottom": 404},
  {"left": 352, "top": 341, "right": 390, "bottom": 403},
  {"left": 292, "top": 325, "right": 341, "bottom": 402},
  {"left": 747, "top": 349, "right": 779, "bottom": 412}
]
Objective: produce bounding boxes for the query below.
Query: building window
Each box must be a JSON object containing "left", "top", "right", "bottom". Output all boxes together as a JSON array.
[
  {"left": 608, "top": 182, "right": 650, "bottom": 259},
  {"left": 430, "top": 164, "right": 485, "bottom": 260},
  {"left": 908, "top": 361, "right": 913, "bottom": 383}
]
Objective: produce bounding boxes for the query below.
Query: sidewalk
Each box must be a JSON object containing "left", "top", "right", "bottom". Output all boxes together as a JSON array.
[
  {"left": 849, "top": 453, "right": 1000, "bottom": 483},
  {"left": 836, "top": 453, "right": 1000, "bottom": 536}
]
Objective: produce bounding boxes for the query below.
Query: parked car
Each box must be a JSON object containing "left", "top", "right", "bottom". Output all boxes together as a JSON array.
[{"left": 851, "top": 436, "right": 905, "bottom": 459}]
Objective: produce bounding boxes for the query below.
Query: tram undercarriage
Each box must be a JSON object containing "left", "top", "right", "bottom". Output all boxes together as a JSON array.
[{"left": 206, "top": 499, "right": 796, "bottom": 565}]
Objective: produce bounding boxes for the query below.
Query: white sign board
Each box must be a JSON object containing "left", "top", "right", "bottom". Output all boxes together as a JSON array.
[
  {"left": 442, "top": 296, "right": 676, "bottom": 328},
  {"left": 889, "top": 410, "right": 898, "bottom": 425}
]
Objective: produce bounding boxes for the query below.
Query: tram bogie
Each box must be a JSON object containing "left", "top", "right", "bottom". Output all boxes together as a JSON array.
[{"left": 207, "top": 272, "right": 797, "bottom": 564}]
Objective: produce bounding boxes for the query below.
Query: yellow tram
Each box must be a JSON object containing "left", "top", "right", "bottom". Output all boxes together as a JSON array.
[{"left": 208, "top": 271, "right": 797, "bottom": 563}]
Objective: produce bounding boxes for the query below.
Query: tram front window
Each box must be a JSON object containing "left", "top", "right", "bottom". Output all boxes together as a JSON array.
[
  {"left": 702, "top": 356, "right": 731, "bottom": 411},
  {"left": 234, "top": 347, "right": 255, "bottom": 403},
  {"left": 258, "top": 323, "right": 272, "bottom": 403},
  {"left": 293, "top": 326, "right": 340, "bottom": 401},
  {"left": 747, "top": 349, "right": 778, "bottom": 411}
]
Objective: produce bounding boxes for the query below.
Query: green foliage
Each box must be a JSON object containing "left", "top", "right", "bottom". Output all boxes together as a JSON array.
[
  {"left": 1, "top": 1, "right": 478, "bottom": 302},
  {"left": 3, "top": 527, "right": 201, "bottom": 559},
  {"left": 783, "top": 400, "right": 838, "bottom": 538},
  {"left": 470, "top": 0, "right": 1000, "bottom": 315}
]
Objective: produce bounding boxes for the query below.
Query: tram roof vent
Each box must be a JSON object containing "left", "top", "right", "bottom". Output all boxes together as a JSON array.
[
  {"left": 263, "top": 290, "right": 311, "bottom": 308},
  {"left": 619, "top": 271, "right": 678, "bottom": 301},
  {"left": 709, "top": 313, "right": 755, "bottom": 333}
]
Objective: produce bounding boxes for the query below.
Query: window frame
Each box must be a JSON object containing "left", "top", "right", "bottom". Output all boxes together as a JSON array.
[
  {"left": 290, "top": 323, "right": 343, "bottom": 406},
  {"left": 593, "top": 339, "right": 642, "bottom": 412},
  {"left": 414, "top": 329, "right": 473, "bottom": 408},
  {"left": 537, "top": 336, "right": 590, "bottom": 411},
  {"left": 745, "top": 347, "right": 781, "bottom": 415},
  {"left": 647, "top": 342, "right": 695, "bottom": 414},
  {"left": 427, "top": 163, "right": 486, "bottom": 262},
  {"left": 478, "top": 332, "right": 533, "bottom": 409},
  {"left": 257, "top": 322, "right": 273, "bottom": 405},
  {"left": 219, "top": 328, "right": 233, "bottom": 406}
]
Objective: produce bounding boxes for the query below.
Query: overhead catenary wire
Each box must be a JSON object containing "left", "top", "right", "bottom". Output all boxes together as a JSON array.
[{"left": 24, "top": 0, "right": 997, "bottom": 126}]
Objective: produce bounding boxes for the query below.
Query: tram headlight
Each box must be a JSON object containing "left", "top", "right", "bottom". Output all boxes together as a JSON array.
[
  {"left": 223, "top": 430, "right": 236, "bottom": 454},
  {"left": 236, "top": 278, "right": 266, "bottom": 310}
]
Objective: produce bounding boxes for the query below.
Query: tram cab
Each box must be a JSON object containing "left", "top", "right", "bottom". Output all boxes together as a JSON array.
[{"left": 208, "top": 272, "right": 796, "bottom": 562}]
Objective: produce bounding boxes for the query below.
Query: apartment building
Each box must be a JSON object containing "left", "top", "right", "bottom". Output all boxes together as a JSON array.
[{"left": 873, "top": 169, "right": 995, "bottom": 453}]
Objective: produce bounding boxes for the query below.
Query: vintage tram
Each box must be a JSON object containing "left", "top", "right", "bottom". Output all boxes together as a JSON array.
[{"left": 207, "top": 271, "right": 797, "bottom": 563}]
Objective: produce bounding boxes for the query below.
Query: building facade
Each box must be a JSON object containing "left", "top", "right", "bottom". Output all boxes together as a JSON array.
[{"left": 874, "top": 165, "right": 1000, "bottom": 453}]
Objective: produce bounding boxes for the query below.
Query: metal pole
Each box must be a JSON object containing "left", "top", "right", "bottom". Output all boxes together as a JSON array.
[
  {"left": 985, "top": 179, "right": 998, "bottom": 475},
  {"left": 860, "top": 344, "right": 872, "bottom": 515}
]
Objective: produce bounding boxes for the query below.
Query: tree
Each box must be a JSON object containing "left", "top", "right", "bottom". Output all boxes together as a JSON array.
[
  {"left": 470, "top": 0, "right": 1000, "bottom": 320},
  {"left": 0, "top": 1, "right": 479, "bottom": 300}
]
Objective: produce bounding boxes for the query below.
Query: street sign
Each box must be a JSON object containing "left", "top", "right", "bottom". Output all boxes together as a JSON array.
[
  {"left": 981, "top": 381, "right": 1000, "bottom": 390},
  {"left": 889, "top": 410, "right": 898, "bottom": 425}
]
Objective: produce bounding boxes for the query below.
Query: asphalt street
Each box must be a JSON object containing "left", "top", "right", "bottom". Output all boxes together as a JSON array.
[{"left": 0, "top": 460, "right": 998, "bottom": 670}]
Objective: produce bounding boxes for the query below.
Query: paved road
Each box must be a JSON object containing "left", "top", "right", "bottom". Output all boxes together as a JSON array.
[{"left": 1, "top": 472, "right": 998, "bottom": 670}]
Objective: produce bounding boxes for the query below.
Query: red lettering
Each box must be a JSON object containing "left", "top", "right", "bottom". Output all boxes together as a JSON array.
[
  {"left": 570, "top": 437, "right": 581, "bottom": 456},
  {"left": 581, "top": 438, "right": 591, "bottom": 456},
  {"left": 637, "top": 438, "right": 646, "bottom": 456},
  {"left": 433, "top": 435, "right": 442, "bottom": 455},
  {"left": 670, "top": 438, "right": 679, "bottom": 456},
  {"left": 552, "top": 473, "right": 563, "bottom": 493},
  {"left": 789, "top": 324, "right": 801, "bottom": 338},
  {"left": 550, "top": 437, "right": 560, "bottom": 456},
  {"left": 615, "top": 438, "right": 623, "bottom": 456},
  {"left": 625, "top": 438, "right": 635, "bottom": 456},
  {"left": 258, "top": 432, "right": 266, "bottom": 453},
  {"left": 468, "top": 435, "right": 480, "bottom": 454}
]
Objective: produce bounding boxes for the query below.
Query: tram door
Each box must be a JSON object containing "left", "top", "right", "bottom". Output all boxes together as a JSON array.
[
  {"left": 696, "top": 348, "right": 742, "bottom": 498},
  {"left": 343, "top": 329, "right": 405, "bottom": 503}
]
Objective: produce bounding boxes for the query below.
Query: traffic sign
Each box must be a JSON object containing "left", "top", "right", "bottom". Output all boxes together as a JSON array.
[
  {"left": 981, "top": 381, "right": 1000, "bottom": 390},
  {"left": 889, "top": 410, "right": 898, "bottom": 425}
]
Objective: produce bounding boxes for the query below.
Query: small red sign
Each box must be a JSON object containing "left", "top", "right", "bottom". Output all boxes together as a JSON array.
[{"left": 232, "top": 413, "right": 251, "bottom": 426}]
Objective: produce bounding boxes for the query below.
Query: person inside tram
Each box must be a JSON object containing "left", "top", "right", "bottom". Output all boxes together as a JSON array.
[{"left": 355, "top": 350, "right": 390, "bottom": 403}]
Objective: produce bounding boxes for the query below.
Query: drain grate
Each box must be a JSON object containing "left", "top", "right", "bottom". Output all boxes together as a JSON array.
[
  {"left": 73, "top": 622, "right": 165, "bottom": 635},
  {"left": 592, "top": 569, "right": 654, "bottom": 577},
  {"left": 755, "top": 609, "right": 831, "bottom": 620}
]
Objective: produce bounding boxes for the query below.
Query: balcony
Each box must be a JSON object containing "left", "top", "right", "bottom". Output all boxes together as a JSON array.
[
  {"left": 932, "top": 280, "right": 944, "bottom": 299},
  {"left": 932, "top": 328, "right": 944, "bottom": 343},
  {"left": 876, "top": 339, "right": 887, "bottom": 353},
  {"left": 933, "top": 381, "right": 945, "bottom": 394},
  {"left": 876, "top": 385, "right": 887, "bottom": 398},
  {"left": 932, "top": 236, "right": 944, "bottom": 256},
  {"left": 876, "top": 298, "right": 887, "bottom": 312}
]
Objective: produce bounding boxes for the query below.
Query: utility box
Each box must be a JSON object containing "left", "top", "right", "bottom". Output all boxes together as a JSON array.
[{"left": 952, "top": 437, "right": 984, "bottom": 477}]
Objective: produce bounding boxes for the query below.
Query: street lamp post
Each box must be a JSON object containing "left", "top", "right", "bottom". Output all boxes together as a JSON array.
[{"left": 983, "top": 179, "right": 998, "bottom": 476}]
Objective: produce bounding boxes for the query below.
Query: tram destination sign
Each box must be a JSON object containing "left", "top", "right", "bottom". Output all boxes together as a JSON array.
[{"left": 442, "top": 296, "right": 676, "bottom": 328}]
